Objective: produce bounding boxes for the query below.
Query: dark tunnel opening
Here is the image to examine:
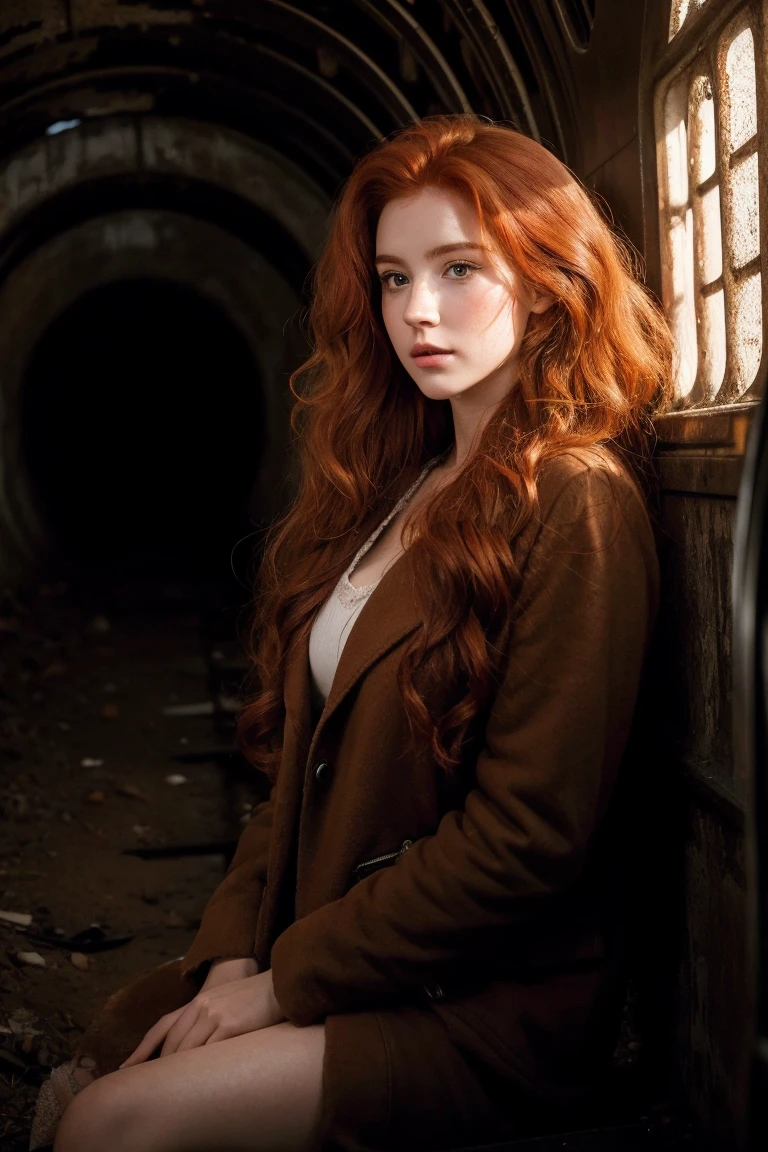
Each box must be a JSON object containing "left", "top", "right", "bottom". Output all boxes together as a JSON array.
[{"left": 20, "top": 277, "right": 266, "bottom": 587}]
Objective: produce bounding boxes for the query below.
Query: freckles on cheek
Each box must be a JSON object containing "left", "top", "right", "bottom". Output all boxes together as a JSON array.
[
  {"left": 464, "top": 285, "right": 516, "bottom": 347},
  {"left": 471, "top": 280, "right": 509, "bottom": 318}
]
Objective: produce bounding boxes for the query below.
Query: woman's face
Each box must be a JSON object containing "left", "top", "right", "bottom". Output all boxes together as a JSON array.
[{"left": 375, "top": 186, "right": 549, "bottom": 408}]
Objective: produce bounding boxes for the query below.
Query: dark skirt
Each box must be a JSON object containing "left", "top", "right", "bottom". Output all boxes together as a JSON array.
[{"left": 317, "top": 962, "right": 612, "bottom": 1152}]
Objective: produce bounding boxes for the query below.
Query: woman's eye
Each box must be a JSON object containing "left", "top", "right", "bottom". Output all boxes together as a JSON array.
[
  {"left": 379, "top": 263, "right": 479, "bottom": 290},
  {"left": 380, "top": 271, "right": 408, "bottom": 289},
  {"left": 446, "top": 262, "right": 478, "bottom": 279}
]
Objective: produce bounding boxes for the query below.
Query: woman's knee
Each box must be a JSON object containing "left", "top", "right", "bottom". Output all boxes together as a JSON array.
[
  {"left": 53, "top": 1071, "right": 135, "bottom": 1152},
  {"left": 52, "top": 1024, "right": 328, "bottom": 1152}
]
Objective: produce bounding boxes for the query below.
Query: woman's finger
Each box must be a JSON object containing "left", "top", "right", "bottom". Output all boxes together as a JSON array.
[
  {"left": 156, "top": 991, "right": 218, "bottom": 1057},
  {"left": 119, "top": 1007, "right": 184, "bottom": 1068},
  {"left": 150, "top": 1003, "right": 200, "bottom": 1057},
  {"left": 120, "top": 1020, "right": 171, "bottom": 1068},
  {"left": 170, "top": 1015, "right": 218, "bottom": 1055}
]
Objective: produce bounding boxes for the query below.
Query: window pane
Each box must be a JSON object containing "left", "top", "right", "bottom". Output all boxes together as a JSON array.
[
  {"left": 691, "top": 74, "right": 717, "bottom": 185},
  {"left": 670, "top": 208, "right": 698, "bottom": 398},
  {"left": 700, "top": 287, "right": 726, "bottom": 399},
  {"left": 723, "top": 25, "right": 757, "bottom": 153},
  {"left": 728, "top": 151, "right": 760, "bottom": 270},
  {"left": 732, "top": 269, "right": 762, "bottom": 394},
  {"left": 699, "top": 183, "right": 723, "bottom": 284},
  {"left": 665, "top": 81, "right": 689, "bottom": 209}
]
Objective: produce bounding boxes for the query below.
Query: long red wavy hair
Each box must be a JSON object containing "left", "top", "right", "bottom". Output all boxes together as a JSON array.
[{"left": 237, "top": 114, "right": 674, "bottom": 777}]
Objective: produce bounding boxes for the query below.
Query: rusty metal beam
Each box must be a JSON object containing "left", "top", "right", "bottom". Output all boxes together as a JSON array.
[
  {"left": 501, "top": 0, "right": 575, "bottom": 159},
  {"left": 0, "top": 49, "right": 382, "bottom": 161},
  {"left": 246, "top": 1, "right": 419, "bottom": 127},
  {"left": 441, "top": 0, "right": 539, "bottom": 137},
  {"left": 353, "top": 0, "right": 472, "bottom": 114}
]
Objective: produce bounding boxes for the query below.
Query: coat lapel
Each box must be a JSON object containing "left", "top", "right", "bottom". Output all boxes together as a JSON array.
[{"left": 283, "top": 544, "right": 424, "bottom": 763}]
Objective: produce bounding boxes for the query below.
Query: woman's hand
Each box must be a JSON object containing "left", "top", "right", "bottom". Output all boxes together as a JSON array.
[
  {"left": 202, "top": 955, "right": 259, "bottom": 990},
  {"left": 118, "top": 969, "right": 286, "bottom": 1067}
]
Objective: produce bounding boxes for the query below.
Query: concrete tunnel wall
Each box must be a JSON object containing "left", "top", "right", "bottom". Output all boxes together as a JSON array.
[
  {"left": 0, "top": 0, "right": 661, "bottom": 586},
  {"left": 0, "top": 116, "right": 331, "bottom": 582},
  {"left": 0, "top": 0, "right": 600, "bottom": 584}
]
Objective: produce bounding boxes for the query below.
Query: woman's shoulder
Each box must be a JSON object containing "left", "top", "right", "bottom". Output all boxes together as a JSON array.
[
  {"left": 507, "top": 446, "right": 661, "bottom": 620},
  {"left": 534, "top": 445, "right": 649, "bottom": 527},
  {"left": 521, "top": 446, "right": 658, "bottom": 584}
]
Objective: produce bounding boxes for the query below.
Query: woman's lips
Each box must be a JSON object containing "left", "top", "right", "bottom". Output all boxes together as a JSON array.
[{"left": 411, "top": 349, "right": 454, "bottom": 367}]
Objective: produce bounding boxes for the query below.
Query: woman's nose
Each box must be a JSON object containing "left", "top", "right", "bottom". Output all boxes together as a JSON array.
[{"left": 403, "top": 278, "right": 440, "bottom": 326}]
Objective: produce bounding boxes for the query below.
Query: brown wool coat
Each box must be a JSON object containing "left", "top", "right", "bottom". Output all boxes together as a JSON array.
[{"left": 180, "top": 449, "right": 660, "bottom": 1139}]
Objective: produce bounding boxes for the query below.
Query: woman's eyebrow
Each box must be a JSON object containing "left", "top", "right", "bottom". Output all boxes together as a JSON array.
[{"left": 374, "top": 242, "right": 487, "bottom": 264}]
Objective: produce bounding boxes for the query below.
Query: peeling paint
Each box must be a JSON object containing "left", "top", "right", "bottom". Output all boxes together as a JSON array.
[
  {"left": 0, "top": 2, "right": 68, "bottom": 59},
  {"left": 70, "top": 0, "right": 194, "bottom": 32},
  {"left": 0, "top": 36, "right": 100, "bottom": 92},
  {"left": 79, "top": 88, "right": 156, "bottom": 115},
  {"left": 0, "top": 23, "right": 43, "bottom": 56}
]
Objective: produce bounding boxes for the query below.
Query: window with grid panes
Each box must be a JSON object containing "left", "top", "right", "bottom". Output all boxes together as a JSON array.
[{"left": 656, "top": 0, "right": 763, "bottom": 407}]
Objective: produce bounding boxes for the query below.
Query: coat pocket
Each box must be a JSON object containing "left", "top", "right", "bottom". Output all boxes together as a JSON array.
[{"left": 352, "top": 838, "right": 413, "bottom": 884}]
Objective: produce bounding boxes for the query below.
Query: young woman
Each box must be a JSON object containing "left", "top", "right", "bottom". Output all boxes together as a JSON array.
[{"left": 54, "top": 114, "right": 673, "bottom": 1152}]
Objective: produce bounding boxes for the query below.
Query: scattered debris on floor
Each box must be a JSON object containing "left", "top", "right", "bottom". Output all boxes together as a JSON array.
[
  {"left": 14, "top": 953, "right": 45, "bottom": 970},
  {"left": 0, "top": 913, "right": 32, "bottom": 929},
  {"left": 0, "top": 576, "right": 265, "bottom": 1151}
]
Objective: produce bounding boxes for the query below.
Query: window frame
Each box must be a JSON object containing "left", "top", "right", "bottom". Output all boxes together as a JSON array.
[{"left": 641, "top": 0, "right": 767, "bottom": 485}]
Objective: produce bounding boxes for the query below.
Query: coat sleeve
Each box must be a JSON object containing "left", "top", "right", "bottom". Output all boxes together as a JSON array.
[
  {"left": 268, "top": 463, "right": 660, "bottom": 1025},
  {"left": 179, "top": 783, "right": 276, "bottom": 985}
]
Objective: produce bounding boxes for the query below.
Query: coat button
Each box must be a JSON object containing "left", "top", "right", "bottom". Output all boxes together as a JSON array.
[{"left": 314, "top": 759, "right": 332, "bottom": 784}]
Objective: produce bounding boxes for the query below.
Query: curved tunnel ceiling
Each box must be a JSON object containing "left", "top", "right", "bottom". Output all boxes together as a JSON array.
[
  {"left": 0, "top": 1, "right": 580, "bottom": 194},
  {"left": 0, "top": 0, "right": 589, "bottom": 582}
]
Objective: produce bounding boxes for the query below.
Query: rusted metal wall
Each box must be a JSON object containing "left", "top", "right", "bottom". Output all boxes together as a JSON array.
[
  {"left": 530, "top": 0, "right": 755, "bottom": 1144},
  {"left": 607, "top": 0, "right": 754, "bottom": 1144},
  {"left": 658, "top": 491, "right": 749, "bottom": 1141}
]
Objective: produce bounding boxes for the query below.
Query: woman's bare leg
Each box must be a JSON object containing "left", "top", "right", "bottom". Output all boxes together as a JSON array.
[{"left": 53, "top": 1020, "right": 326, "bottom": 1152}]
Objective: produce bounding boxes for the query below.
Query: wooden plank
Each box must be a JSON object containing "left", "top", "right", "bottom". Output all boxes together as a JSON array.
[{"left": 658, "top": 455, "right": 743, "bottom": 497}]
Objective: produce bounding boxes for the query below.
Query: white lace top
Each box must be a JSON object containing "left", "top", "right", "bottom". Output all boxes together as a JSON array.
[{"left": 308, "top": 454, "right": 445, "bottom": 714}]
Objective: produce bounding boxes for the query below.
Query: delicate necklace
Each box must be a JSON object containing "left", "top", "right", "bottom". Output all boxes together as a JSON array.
[{"left": 335, "top": 450, "right": 450, "bottom": 608}]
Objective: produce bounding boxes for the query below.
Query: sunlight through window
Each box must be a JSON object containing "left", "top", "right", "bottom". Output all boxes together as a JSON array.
[{"left": 656, "top": 5, "right": 763, "bottom": 407}]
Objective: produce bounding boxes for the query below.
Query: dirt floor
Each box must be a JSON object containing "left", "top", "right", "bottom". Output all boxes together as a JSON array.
[{"left": 0, "top": 572, "right": 266, "bottom": 1151}]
